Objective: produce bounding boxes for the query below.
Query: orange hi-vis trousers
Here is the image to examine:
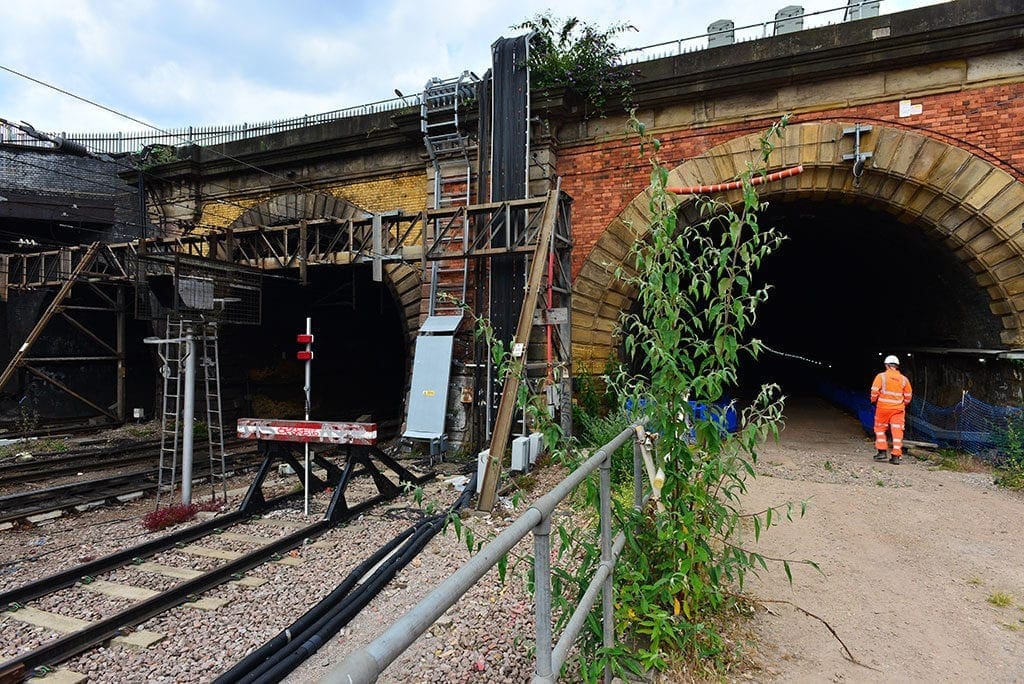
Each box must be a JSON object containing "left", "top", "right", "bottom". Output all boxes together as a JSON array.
[{"left": 874, "top": 405, "right": 906, "bottom": 456}]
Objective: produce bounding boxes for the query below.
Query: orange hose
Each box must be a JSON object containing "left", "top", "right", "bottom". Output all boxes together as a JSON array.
[{"left": 665, "top": 164, "right": 803, "bottom": 194}]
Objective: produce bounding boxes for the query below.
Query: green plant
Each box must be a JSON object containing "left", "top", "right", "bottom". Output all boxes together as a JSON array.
[
  {"left": 991, "top": 410, "right": 1024, "bottom": 488},
  {"left": 988, "top": 592, "right": 1014, "bottom": 607},
  {"left": 563, "top": 112, "right": 812, "bottom": 678},
  {"left": 513, "top": 13, "right": 636, "bottom": 118}
]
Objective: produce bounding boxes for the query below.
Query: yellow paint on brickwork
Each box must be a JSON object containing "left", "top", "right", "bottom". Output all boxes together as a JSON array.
[
  {"left": 327, "top": 172, "right": 427, "bottom": 245},
  {"left": 199, "top": 195, "right": 271, "bottom": 232},
  {"left": 327, "top": 173, "right": 426, "bottom": 213}
]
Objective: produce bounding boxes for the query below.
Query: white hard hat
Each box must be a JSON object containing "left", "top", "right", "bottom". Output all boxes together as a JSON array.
[{"left": 884, "top": 355, "right": 900, "bottom": 365}]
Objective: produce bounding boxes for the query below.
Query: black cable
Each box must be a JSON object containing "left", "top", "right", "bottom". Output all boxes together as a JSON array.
[{"left": 218, "top": 474, "right": 477, "bottom": 683}]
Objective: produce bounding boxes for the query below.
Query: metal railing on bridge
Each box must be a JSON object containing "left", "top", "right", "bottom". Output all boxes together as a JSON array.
[
  {"left": 0, "top": 2, "right": 893, "bottom": 156},
  {"left": 323, "top": 420, "right": 652, "bottom": 683},
  {"left": 0, "top": 95, "right": 422, "bottom": 155}
]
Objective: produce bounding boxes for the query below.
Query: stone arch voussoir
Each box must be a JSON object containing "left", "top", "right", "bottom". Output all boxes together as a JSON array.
[{"left": 573, "top": 121, "right": 1024, "bottom": 371}]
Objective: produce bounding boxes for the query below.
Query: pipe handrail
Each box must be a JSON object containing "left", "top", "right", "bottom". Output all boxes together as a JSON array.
[{"left": 322, "top": 421, "right": 645, "bottom": 683}]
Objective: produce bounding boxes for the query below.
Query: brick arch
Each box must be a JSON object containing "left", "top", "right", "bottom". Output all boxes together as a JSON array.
[
  {"left": 229, "top": 192, "right": 420, "bottom": 342},
  {"left": 573, "top": 121, "right": 1024, "bottom": 371},
  {"left": 228, "top": 192, "right": 367, "bottom": 228}
]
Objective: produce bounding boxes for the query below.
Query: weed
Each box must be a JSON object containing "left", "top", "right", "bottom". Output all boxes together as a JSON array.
[
  {"left": 987, "top": 592, "right": 1015, "bottom": 607},
  {"left": 966, "top": 577, "right": 984, "bottom": 586},
  {"left": 513, "top": 13, "right": 636, "bottom": 118},
  {"left": 876, "top": 479, "right": 886, "bottom": 487},
  {"left": 36, "top": 438, "right": 69, "bottom": 453},
  {"left": 931, "top": 449, "right": 989, "bottom": 474},
  {"left": 127, "top": 424, "right": 157, "bottom": 438},
  {"left": 823, "top": 460, "right": 834, "bottom": 471}
]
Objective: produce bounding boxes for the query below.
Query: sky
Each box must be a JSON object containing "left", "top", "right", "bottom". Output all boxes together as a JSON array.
[{"left": 0, "top": 0, "right": 946, "bottom": 136}]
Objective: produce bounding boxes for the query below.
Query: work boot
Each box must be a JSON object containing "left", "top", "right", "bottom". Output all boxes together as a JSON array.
[
  {"left": 889, "top": 455, "right": 901, "bottom": 465},
  {"left": 874, "top": 449, "right": 888, "bottom": 461}
]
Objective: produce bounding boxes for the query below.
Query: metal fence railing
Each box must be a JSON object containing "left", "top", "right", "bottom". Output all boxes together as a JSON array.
[
  {"left": 1, "top": 2, "right": 899, "bottom": 156},
  {"left": 322, "top": 421, "right": 649, "bottom": 683},
  {"left": 0, "top": 95, "right": 422, "bottom": 155},
  {"left": 619, "top": 2, "right": 880, "bottom": 63}
]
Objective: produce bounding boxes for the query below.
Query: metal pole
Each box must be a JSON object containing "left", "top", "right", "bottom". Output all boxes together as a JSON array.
[
  {"left": 532, "top": 513, "right": 553, "bottom": 681},
  {"left": 633, "top": 436, "right": 643, "bottom": 509},
  {"left": 116, "top": 288, "right": 126, "bottom": 423},
  {"left": 304, "top": 317, "right": 312, "bottom": 516},
  {"left": 181, "top": 325, "right": 196, "bottom": 505},
  {"left": 600, "top": 452, "right": 614, "bottom": 684}
]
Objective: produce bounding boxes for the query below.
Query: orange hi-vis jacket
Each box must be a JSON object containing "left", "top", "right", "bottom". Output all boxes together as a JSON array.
[{"left": 871, "top": 368, "right": 912, "bottom": 409}]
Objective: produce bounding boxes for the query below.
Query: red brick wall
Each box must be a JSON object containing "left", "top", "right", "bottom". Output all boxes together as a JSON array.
[{"left": 559, "top": 84, "right": 1024, "bottom": 280}]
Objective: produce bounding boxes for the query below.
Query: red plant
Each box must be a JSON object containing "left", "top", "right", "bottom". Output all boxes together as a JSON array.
[{"left": 141, "top": 500, "right": 223, "bottom": 532}]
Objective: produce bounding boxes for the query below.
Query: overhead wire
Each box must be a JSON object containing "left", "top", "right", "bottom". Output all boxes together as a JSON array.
[{"left": 0, "top": 65, "right": 337, "bottom": 218}]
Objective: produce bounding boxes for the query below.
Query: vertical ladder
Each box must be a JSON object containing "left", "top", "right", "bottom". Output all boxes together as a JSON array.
[
  {"left": 201, "top": 322, "right": 228, "bottom": 502},
  {"left": 422, "top": 71, "right": 479, "bottom": 315},
  {"left": 156, "top": 317, "right": 184, "bottom": 509}
]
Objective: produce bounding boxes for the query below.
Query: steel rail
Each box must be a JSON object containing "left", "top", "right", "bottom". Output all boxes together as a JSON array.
[
  {"left": 0, "top": 439, "right": 250, "bottom": 485},
  {"left": 1, "top": 518, "right": 331, "bottom": 676},
  {"left": 0, "top": 451, "right": 262, "bottom": 524},
  {"left": 0, "top": 488, "right": 299, "bottom": 611}
]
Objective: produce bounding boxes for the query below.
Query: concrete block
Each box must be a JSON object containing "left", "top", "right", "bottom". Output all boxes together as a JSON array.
[
  {"left": 115, "top": 491, "right": 144, "bottom": 503},
  {"left": 5, "top": 606, "right": 90, "bottom": 633},
  {"left": 252, "top": 518, "right": 305, "bottom": 529},
  {"left": 111, "top": 630, "right": 165, "bottom": 650},
  {"left": 183, "top": 597, "right": 229, "bottom": 611},
  {"left": 181, "top": 545, "right": 242, "bottom": 560},
  {"left": 26, "top": 510, "right": 63, "bottom": 524},
  {"left": 80, "top": 579, "right": 159, "bottom": 601},
  {"left": 135, "top": 562, "right": 203, "bottom": 580},
  {"left": 218, "top": 532, "right": 273, "bottom": 545},
  {"left": 230, "top": 576, "right": 268, "bottom": 588}
]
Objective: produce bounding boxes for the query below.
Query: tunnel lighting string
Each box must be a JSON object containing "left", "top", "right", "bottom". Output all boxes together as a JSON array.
[{"left": 758, "top": 341, "right": 831, "bottom": 368}]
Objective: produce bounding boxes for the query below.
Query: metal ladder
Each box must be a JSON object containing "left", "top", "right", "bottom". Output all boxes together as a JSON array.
[
  {"left": 156, "top": 317, "right": 185, "bottom": 509},
  {"left": 422, "top": 71, "right": 479, "bottom": 316},
  {"left": 200, "top": 322, "right": 228, "bottom": 502}
]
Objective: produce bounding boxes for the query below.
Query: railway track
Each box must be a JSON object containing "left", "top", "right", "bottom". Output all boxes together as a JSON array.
[
  {"left": 0, "top": 450, "right": 263, "bottom": 524},
  {"left": 0, "top": 438, "right": 253, "bottom": 486},
  {"left": 0, "top": 442, "right": 433, "bottom": 682}
]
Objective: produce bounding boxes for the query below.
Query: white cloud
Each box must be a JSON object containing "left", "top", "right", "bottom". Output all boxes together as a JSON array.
[{"left": 0, "top": 0, "right": 951, "bottom": 134}]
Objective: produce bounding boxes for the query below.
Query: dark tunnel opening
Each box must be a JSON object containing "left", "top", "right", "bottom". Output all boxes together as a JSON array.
[
  {"left": 741, "top": 201, "right": 1003, "bottom": 397},
  {"left": 218, "top": 264, "right": 408, "bottom": 425},
  {"left": 624, "top": 200, "right": 1006, "bottom": 407}
]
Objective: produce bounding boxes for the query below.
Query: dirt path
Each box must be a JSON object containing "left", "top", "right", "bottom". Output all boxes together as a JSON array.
[{"left": 744, "top": 397, "right": 1024, "bottom": 682}]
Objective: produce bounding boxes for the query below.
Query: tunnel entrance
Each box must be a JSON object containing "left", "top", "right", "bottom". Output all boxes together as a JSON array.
[
  {"left": 741, "top": 200, "right": 1003, "bottom": 397},
  {"left": 622, "top": 199, "right": 1007, "bottom": 407},
  {"left": 218, "top": 264, "right": 408, "bottom": 426}
]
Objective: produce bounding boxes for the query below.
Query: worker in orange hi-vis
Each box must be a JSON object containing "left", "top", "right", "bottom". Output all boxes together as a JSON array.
[{"left": 870, "top": 355, "right": 913, "bottom": 464}]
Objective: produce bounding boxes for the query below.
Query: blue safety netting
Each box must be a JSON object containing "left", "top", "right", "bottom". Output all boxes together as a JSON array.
[
  {"left": 818, "top": 381, "right": 1021, "bottom": 456},
  {"left": 624, "top": 397, "right": 738, "bottom": 436}
]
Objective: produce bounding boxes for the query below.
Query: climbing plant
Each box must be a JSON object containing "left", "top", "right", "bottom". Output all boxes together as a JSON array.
[{"left": 513, "top": 13, "right": 636, "bottom": 118}]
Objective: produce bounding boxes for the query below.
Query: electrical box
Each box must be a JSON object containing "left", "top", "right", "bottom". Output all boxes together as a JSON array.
[
  {"left": 476, "top": 449, "right": 490, "bottom": 494},
  {"left": 511, "top": 436, "right": 530, "bottom": 472},
  {"left": 528, "top": 432, "right": 544, "bottom": 465}
]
